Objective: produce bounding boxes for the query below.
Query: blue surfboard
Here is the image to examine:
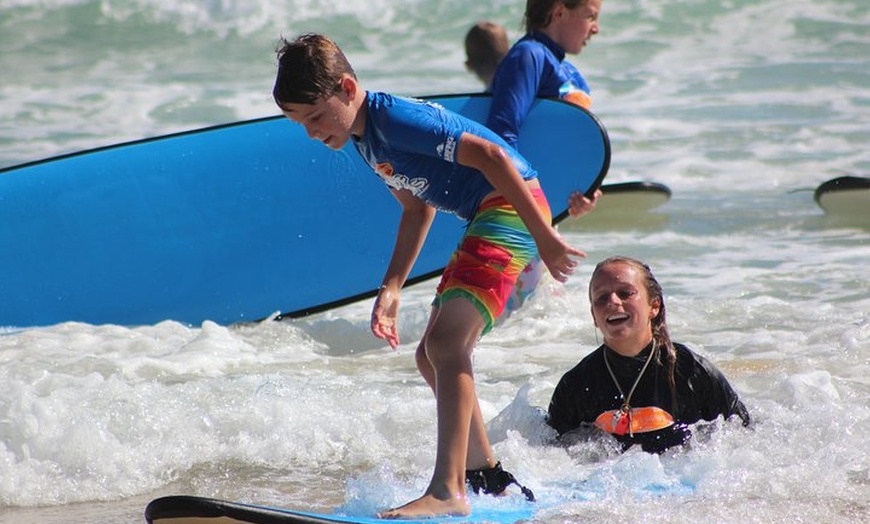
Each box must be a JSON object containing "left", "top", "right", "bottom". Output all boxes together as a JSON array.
[
  {"left": 144, "top": 495, "right": 535, "bottom": 524},
  {"left": 0, "top": 95, "right": 609, "bottom": 327}
]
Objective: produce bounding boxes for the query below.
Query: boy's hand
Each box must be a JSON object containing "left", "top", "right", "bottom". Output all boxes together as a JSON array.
[
  {"left": 371, "top": 286, "right": 400, "bottom": 349},
  {"left": 568, "top": 189, "right": 602, "bottom": 218}
]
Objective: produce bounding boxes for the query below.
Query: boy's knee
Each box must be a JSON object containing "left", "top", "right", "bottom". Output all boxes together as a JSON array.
[
  {"left": 424, "top": 329, "right": 469, "bottom": 370},
  {"left": 414, "top": 342, "right": 429, "bottom": 368}
]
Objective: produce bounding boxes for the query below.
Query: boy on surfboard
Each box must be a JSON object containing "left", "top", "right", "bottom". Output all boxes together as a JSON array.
[{"left": 273, "top": 33, "right": 585, "bottom": 518}]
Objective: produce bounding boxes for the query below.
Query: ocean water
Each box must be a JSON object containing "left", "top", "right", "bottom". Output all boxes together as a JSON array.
[{"left": 1, "top": 0, "right": 868, "bottom": 523}]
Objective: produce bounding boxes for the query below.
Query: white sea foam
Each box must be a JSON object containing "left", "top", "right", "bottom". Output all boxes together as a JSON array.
[{"left": 1, "top": 0, "right": 868, "bottom": 522}]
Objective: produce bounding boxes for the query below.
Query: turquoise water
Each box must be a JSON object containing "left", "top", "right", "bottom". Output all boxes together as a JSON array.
[{"left": 1, "top": 0, "right": 868, "bottom": 523}]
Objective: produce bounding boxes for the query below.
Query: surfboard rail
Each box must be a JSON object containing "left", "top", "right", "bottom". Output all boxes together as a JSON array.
[
  {"left": 601, "top": 180, "right": 671, "bottom": 198},
  {"left": 812, "top": 175, "right": 870, "bottom": 224},
  {"left": 145, "top": 494, "right": 536, "bottom": 524},
  {"left": 145, "top": 495, "right": 343, "bottom": 524}
]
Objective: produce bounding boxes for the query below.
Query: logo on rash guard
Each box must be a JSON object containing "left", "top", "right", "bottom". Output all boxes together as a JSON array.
[
  {"left": 436, "top": 135, "right": 457, "bottom": 162},
  {"left": 559, "top": 81, "right": 592, "bottom": 109},
  {"left": 376, "top": 162, "right": 429, "bottom": 196},
  {"left": 375, "top": 162, "right": 394, "bottom": 178}
]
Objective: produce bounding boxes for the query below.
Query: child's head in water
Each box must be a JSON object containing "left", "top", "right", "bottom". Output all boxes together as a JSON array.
[
  {"left": 464, "top": 21, "right": 509, "bottom": 88},
  {"left": 589, "top": 256, "right": 662, "bottom": 349},
  {"left": 589, "top": 256, "right": 678, "bottom": 390}
]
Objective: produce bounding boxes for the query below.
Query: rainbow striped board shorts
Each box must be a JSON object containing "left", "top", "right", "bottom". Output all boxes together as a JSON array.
[{"left": 434, "top": 188, "right": 551, "bottom": 334}]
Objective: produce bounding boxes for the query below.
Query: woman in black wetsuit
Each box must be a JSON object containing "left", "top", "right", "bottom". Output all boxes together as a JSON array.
[{"left": 547, "top": 256, "right": 751, "bottom": 453}]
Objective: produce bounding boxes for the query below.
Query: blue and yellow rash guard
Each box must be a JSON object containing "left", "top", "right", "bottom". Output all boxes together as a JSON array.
[
  {"left": 353, "top": 91, "right": 538, "bottom": 221},
  {"left": 487, "top": 31, "right": 592, "bottom": 148}
]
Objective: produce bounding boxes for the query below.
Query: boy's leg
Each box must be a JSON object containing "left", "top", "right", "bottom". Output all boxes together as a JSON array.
[
  {"left": 427, "top": 297, "right": 484, "bottom": 496},
  {"left": 382, "top": 297, "right": 485, "bottom": 518},
  {"left": 415, "top": 310, "right": 497, "bottom": 473},
  {"left": 384, "top": 192, "right": 550, "bottom": 518}
]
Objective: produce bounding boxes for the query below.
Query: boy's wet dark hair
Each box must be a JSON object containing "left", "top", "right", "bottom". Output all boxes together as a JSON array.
[{"left": 273, "top": 33, "right": 356, "bottom": 106}]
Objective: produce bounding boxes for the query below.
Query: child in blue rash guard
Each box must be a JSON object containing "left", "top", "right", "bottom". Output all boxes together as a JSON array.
[
  {"left": 466, "top": 2, "right": 604, "bottom": 317},
  {"left": 273, "top": 33, "right": 586, "bottom": 519},
  {"left": 547, "top": 256, "right": 751, "bottom": 454},
  {"left": 488, "top": 0, "right": 602, "bottom": 148},
  {"left": 490, "top": 0, "right": 603, "bottom": 219}
]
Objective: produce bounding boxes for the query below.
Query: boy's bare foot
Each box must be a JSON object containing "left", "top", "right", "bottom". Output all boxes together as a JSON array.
[{"left": 377, "top": 493, "right": 470, "bottom": 520}]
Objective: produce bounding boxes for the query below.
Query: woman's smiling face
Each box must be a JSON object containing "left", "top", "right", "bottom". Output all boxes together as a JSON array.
[{"left": 589, "top": 261, "right": 659, "bottom": 355}]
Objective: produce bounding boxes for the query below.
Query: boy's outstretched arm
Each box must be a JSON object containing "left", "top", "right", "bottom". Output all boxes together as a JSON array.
[
  {"left": 456, "top": 133, "right": 585, "bottom": 282},
  {"left": 370, "top": 188, "right": 436, "bottom": 349}
]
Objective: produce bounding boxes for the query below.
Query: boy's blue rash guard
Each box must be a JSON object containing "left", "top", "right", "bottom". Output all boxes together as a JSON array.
[
  {"left": 353, "top": 92, "right": 538, "bottom": 221},
  {"left": 487, "top": 31, "right": 591, "bottom": 147}
]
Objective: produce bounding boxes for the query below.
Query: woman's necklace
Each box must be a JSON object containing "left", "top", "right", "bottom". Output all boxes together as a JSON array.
[{"left": 602, "top": 340, "right": 656, "bottom": 437}]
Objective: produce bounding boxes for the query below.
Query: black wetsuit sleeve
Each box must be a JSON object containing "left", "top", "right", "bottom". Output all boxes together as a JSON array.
[
  {"left": 547, "top": 373, "right": 582, "bottom": 436},
  {"left": 546, "top": 347, "right": 614, "bottom": 436},
  {"left": 682, "top": 345, "right": 751, "bottom": 427},
  {"left": 546, "top": 350, "right": 602, "bottom": 436}
]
